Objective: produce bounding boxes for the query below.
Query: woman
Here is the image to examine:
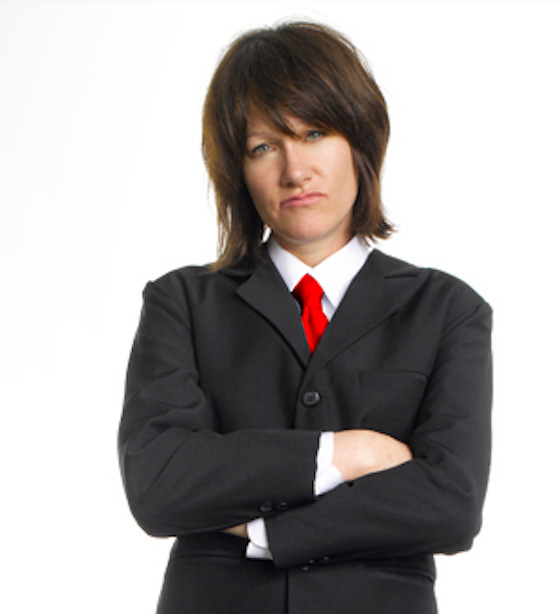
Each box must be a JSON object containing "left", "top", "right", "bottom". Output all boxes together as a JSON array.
[{"left": 118, "top": 21, "right": 492, "bottom": 613}]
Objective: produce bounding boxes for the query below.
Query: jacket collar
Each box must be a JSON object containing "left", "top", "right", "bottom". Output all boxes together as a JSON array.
[
  {"left": 234, "top": 256, "right": 310, "bottom": 365},
  {"left": 231, "top": 248, "right": 421, "bottom": 370}
]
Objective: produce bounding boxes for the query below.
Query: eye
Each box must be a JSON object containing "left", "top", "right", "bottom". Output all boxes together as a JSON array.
[
  {"left": 248, "top": 142, "right": 272, "bottom": 157},
  {"left": 305, "top": 129, "right": 326, "bottom": 141}
]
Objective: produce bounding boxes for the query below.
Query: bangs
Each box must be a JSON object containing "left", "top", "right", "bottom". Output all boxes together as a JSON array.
[
  {"left": 214, "top": 23, "right": 374, "bottom": 150},
  {"left": 238, "top": 37, "right": 346, "bottom": 135}
]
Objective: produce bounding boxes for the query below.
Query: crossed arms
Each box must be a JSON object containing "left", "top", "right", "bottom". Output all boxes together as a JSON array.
[
  {"left": 118, "top": 273, "right": 492, "bottom": 568},
  {"left": 223, "top": 429, "right": 413, "bottom": 539}
]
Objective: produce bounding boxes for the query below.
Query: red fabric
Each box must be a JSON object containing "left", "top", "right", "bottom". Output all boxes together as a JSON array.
[{"left": 292, "top": 274, "right": 328, "bottom": 354}]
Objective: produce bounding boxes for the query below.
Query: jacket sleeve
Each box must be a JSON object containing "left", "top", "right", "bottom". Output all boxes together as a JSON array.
[
  {"left": 265, "top": 298, "right": 493, "bottom": 569},
  {"left": 118, "top": 279, "right": 320, "bottom": 537}
]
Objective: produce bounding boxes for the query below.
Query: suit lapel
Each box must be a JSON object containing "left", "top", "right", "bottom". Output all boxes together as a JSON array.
[
  {"left": 306, "top": 250, "right": 400, "bottom": 378},
  {"left": 233, "top": 249, "right": 419, "bottom": 375},
  {"left": 235, "top": 259, "right": 310, "bottom": 366}
]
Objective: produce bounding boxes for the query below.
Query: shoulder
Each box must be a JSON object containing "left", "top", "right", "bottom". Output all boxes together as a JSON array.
[
  {"left": 370, "top": 249, "right": 491, "bottom": 316},
  {"left": 141, "top": 259, "right": 258, "bottom": 308},
  {"left": 148, "top": 263, "right": 212, "bottom": 293}
]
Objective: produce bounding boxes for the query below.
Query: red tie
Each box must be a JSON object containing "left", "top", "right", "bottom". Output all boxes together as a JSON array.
[{"left": 292, "top": 274, "right": 328, "bottom": 354}]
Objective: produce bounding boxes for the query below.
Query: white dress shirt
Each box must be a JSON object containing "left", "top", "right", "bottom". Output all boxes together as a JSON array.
[{"left": 246, "top": 235, "right": 372, "bottom": 559}]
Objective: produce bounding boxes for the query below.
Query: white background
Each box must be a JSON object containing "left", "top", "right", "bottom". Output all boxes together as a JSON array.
[{"left": 1, "top": 1, "right": 558, "bottom": 611}]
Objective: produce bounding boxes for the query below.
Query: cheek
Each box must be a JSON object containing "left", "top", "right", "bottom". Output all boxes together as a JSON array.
[
  {"left": 333, "top": 149, "right": 359, "bottom": 205},
  {"left": 243, "top": 171, "right": 272, "bottom": 224},
  {"left": 244, "top": 166, "right": 269, "bottom": 207}
]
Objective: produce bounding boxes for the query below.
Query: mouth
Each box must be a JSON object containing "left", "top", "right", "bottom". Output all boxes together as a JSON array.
[{"left": 280, "top": 191, "right": 326, "bottom": 207}]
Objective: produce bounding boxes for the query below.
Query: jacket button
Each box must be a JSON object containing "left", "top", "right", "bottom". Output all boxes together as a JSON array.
[
  {"left": 259, "top": 501, "right": 274, "bottom": 513},
  {"left": 302, "top": 391, "right": 321, "bottom": 407},
  {"left": 275, "top": 501, "right": 289, "bottom": 511}
]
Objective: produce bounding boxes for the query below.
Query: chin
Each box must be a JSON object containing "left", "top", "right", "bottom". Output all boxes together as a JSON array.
[
  {"left": 280, "top": 233, "right": 325, "bottom": 249},
  {"left": 280, "top": 224, "right": 330, "bottom": 244}
]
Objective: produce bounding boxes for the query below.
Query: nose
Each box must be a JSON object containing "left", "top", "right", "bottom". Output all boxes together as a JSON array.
[{"left": 280, "top": 144, "right": 312, "bottom": 188}]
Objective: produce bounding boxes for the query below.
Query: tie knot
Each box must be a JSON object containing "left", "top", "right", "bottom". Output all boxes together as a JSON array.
[{"left": 293, "top": 274, "right": 324, "bottom": 308}]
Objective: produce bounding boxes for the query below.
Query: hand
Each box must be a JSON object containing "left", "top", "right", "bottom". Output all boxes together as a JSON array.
[
  {"left": 332, "top": 429, "right": 412, "bottom": 482},
  {"left": 222, "top": 523, "right": 248, "bottom": 538}
]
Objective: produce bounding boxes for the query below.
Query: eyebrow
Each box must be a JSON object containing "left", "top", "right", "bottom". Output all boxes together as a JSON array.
[
  {"left": 246, "top": 130, "right": 278, "bottom": 139},
  {"left": 246, "top": 124, "right": 311, "bottom": 140}
]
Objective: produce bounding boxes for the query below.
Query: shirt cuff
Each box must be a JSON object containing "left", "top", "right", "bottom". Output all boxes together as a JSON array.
[
  {"left": 314, "top": 431, "right": 344, "bottom": 496},
  {"left": 245, "top": 431, "right": 343, "bottom": 560},
  {"left": 246, "top": 517, "right": 272, "bottom": 560}
]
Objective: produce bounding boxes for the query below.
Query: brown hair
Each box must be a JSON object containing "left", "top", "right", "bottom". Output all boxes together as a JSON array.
[{"left": 202, "top": 21, "right": 393, "bottom": 269}]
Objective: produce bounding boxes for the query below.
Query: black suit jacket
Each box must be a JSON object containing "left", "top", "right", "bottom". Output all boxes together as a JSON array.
[{"left": 118, "top": 248, "right": 492, "bottom": 613}]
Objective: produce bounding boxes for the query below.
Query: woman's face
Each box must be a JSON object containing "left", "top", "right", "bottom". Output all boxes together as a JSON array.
[{"left": 243, "top": 108, "right": 359, "bottom": 266}]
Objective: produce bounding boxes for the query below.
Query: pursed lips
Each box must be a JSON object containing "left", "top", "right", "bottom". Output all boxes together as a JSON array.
[{"left": 280, "top": 191, "right": 326, "bottom": 207}]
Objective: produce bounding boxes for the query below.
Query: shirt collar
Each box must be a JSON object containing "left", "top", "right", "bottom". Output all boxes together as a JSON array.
[{"left": 267, "top": 236, "right": 371, "bottom": 312}]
